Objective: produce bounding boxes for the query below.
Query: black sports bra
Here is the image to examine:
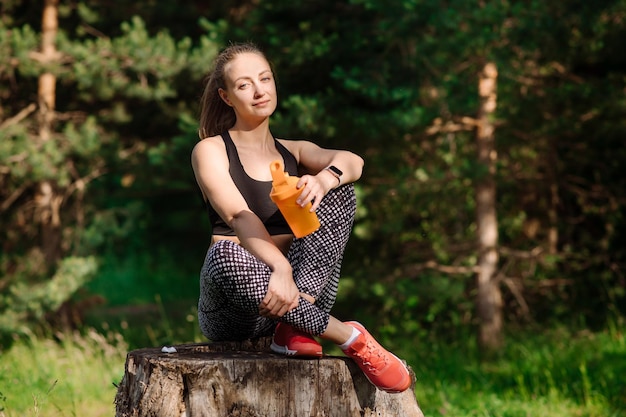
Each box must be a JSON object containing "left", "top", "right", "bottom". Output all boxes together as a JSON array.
[{"left": 207, "top": 131, "right": 299, "bottom": 236}]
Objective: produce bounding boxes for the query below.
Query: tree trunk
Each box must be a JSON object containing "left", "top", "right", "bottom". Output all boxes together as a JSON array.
[
  {"left": 547, "top": 147, "right": 559, "bottom": 255},
  {"left": 36, "top": 0, "right": 62, "bottom": 266},
  {"left": 475, "top": 61, "right": 503, "bottom": 352},
  {"left": 115, "top": 338, "right": 424, "bottom": 417}
]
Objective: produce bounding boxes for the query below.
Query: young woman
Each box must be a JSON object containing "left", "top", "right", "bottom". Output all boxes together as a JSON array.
[{"left": 191, "top": 42, "right": 411, "bottom": 393}]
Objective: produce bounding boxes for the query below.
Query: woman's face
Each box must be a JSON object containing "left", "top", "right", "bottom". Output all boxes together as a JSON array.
[{"left": 219, "top": 52, "right": 277, "bottom": 121}]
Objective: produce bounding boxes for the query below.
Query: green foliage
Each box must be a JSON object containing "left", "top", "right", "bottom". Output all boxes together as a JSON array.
[
  {"left": 0, "top": 3, "right": 221, "bottom": 343},
  {"left": 86, "top": 248, "right": 200, "bottom": 307},
  {"left": 62, "top": 16, "right": 193, "bottom": 101},
  {"left": 0, "top": 255, "right": 97, "bottom": 342}
]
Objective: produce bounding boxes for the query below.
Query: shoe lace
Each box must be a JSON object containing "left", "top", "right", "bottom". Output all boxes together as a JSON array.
[{"left": 352, "top": 340, "right": 388, "bottom": 374}]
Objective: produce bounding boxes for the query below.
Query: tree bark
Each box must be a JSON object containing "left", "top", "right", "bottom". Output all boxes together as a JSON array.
[
  {"left": 475, "top": 61, "right": 503, "bottom": 352},
  {"left": 36, "top": 0, "right": 62, "bottom": 266},
  {"left": 38, "top": 0, "right": 58, "bottom": 141},
  {"left": 115, "top": 338, "right": 424, "bottom": 417}
]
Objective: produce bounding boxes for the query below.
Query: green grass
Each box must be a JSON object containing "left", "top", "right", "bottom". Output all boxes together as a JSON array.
[
  {"left": 404, "top": 324, "right": 626, "bottom": 417},
  {"left": 0, "top": 329, "right": 128, "bottom": 417},
  {"left": 0, "top": 319, "right": 624, "bottom": 417}
]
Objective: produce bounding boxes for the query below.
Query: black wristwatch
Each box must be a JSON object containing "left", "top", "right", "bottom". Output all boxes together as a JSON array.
[{"left": 325, "top": 165, "right": 343, "bottom": 185}]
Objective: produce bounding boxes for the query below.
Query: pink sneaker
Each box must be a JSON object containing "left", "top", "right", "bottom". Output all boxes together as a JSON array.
[
  {"left": 342, "top": 321, "right": 411, "bottom": 393},
  {"left": 270, "top": 323, "right": 323, "bottom": 358}
]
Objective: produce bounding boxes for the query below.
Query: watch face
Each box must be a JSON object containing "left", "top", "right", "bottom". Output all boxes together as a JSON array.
[{"left": 328, "top": 165, "right": 343, "bottom": 176}]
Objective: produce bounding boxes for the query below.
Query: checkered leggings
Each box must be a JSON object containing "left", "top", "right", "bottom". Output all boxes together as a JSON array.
[{"left": 198, "top": 184, "right": 356, "bottom": 341}]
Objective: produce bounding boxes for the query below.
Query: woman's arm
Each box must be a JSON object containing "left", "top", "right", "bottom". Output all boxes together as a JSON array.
[
  {"left": 279, "top": 139, "right": 364, "bottom": 211},
  {"left": 191, "top": 138, "right": 299, "bottom": 317}
]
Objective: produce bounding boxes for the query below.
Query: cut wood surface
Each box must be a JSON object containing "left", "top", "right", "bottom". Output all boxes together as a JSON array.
[{"left": 115, "top": 338, "right": 424, "bottom": 417}]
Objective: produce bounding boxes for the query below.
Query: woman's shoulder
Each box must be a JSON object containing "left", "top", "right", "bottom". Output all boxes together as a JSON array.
[
  {"left": 191, "top": 135, "right": 227, "bottom": 164},
  {"left": 277, "top": 137, "right": 322, "bottom": 153},
  {"left": 193, "top": 135, "right": 225, "bottom": 152},
  {"left": 275, "top": 137, "right": 310, "bottom": 144},
  {"left": 276, "top": 137, "right": 318, "bottom": 151}
]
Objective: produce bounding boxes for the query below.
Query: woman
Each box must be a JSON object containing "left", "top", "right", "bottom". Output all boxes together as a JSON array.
[{"left": 191, "top": 42, "right": 411, "bottom": 393}]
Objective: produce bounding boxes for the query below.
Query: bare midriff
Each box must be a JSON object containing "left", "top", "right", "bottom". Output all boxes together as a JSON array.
[{"left": 210, "top": 233, "right": 294, "bottom": 256}]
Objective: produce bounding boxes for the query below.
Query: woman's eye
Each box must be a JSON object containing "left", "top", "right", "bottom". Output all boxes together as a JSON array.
[{"left": 238, "top": 83, "right": 249, "bottom": 89}]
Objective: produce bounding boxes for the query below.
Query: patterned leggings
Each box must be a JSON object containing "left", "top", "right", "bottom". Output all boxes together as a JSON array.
[{"left": 198, "top": 184, "right": 356, "bottom": 341}]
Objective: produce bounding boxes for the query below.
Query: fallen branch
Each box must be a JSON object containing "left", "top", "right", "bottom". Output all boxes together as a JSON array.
[
  {"left": 405, "top": 260, "right": 480, "bottom": 276},
  {"left": 0, "top": 103, "right": 37, "bottom": 129},
  {"left": 501, "top": 275, "right": 530, "bottom": 315},
  {"left": 0, "top": 182, "right": 31, "bottom": 213}
]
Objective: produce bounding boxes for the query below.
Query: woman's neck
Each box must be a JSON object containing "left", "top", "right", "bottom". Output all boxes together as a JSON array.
[{"left": 230, "top": 119, "right": 273, "bottom": 147}]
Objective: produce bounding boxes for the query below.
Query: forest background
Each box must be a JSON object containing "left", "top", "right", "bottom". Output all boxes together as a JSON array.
[{"left": 0, "top": 1, "right": 625, "bottom": 416}]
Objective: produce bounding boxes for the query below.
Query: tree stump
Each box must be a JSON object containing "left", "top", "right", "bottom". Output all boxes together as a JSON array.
[{"left": 115, "top": 337, "right": 424, "bottom": 417}]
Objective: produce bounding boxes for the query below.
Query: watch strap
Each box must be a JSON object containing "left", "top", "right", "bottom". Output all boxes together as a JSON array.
[{"left": 324, "top": 165, "right": 342, "bottom": 185}]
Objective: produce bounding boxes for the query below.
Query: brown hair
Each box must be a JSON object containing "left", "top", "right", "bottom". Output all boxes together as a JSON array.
[{"left": 198, "top": 42, "right": 269, "bottom": 139}]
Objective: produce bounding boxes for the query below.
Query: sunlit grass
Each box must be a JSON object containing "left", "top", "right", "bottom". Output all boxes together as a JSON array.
[
  {"left": 0, "top": 329, "right": 127, "bottom": 417},
  {"left": 407, "top": 323, "right": 626, "bottom": 417}
]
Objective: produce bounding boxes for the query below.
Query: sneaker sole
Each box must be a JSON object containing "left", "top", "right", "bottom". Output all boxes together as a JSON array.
[
  {"left": 270, "top": 341, "right": 323, "bottom": 358},
  {"left": 382, "top": 352, "right": 412, "bottom": 393}
]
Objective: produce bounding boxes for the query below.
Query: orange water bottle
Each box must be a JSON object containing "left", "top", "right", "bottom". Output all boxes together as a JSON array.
[{"left": 269, "top": 160, "right": 320, "bottom": 238}]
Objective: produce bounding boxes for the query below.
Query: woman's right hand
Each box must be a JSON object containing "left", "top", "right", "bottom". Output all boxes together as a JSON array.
[{"left": 259, "top": 266, "right": 300, "bottom": 319}]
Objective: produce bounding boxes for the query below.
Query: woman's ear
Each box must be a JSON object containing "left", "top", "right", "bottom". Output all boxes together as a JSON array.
[{"left": 218, "top": 88, "right": 232, "bottom": 107}]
